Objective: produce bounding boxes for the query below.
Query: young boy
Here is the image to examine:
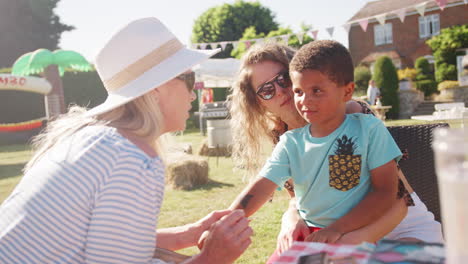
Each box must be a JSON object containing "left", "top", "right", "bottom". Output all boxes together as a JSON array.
[{"left": 229, "top": 40, "right": 402, "bottom": 244}]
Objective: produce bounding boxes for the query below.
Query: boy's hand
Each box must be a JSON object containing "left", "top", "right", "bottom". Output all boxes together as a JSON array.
[
  {"left": 277, "top": 213, "right": 310, "bottom": 254},
  {"left": 304, "top": 227, "right": 343, "bottom": 243}
]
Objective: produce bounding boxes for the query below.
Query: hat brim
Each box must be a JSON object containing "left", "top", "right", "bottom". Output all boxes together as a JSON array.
[{"left": 85, "top": 47, "right": 220, "bottom": 117}]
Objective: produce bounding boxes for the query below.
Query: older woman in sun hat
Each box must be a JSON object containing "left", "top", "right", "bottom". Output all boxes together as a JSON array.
[{"left": 0, "top": 17, "right": 252, "bottom": 264}]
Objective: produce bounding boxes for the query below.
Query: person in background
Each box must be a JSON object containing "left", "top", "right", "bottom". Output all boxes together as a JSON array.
[
  {"left": 366, "top": 79, "right": 380, "bottom": 105},
  {"left": 0, "top": 17, "right": 252, "bottom": 264}
]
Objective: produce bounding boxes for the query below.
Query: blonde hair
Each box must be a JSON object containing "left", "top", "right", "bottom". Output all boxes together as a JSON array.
[
  {"left": 230, "top": 43, "right": 296, "bottom": 176},
  {"left": 24, "top": 91, "right": 169, "bottom": 173}
]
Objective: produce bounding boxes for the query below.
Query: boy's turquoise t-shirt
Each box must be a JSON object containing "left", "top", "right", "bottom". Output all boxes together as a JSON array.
[{"left": 259, "top": 113, "right": 402, "bottom": 228}]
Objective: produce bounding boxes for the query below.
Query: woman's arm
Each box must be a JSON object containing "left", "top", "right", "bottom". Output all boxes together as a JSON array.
[
  {"left": 182, "top": 210, "right": 253, "bottom": 264},
  {"left": 156, "top": 210, "right": 234, "bottom": 250}
]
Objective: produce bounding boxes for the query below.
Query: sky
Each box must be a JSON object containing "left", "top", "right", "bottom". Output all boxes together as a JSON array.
[{"left": 56, "top": 0, "right": 370, "bottom": 62}]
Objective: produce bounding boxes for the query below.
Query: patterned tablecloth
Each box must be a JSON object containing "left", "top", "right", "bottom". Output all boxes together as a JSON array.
[
  {"left": 273, "top": 241, "right": 375, "bottom": 264},
  {"left": 273, "top": 240, "right": 446, "bottom": 264}
]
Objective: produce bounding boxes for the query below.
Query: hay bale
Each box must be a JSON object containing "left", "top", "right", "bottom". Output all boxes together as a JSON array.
[
  {"left": 183, "top": 144, "right": 193, "bottom": 154},
  {"left": 165, "top": 153, "right": 209, "bottom": 190},
  {"left": 198, "top": 139, "right": 232, "bottom": 157},
  {"left": 169, "top": 142, "right": 192, "bottom": 154}
]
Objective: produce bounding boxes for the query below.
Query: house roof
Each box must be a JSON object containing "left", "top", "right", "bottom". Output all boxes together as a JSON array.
[
  {"left": 361, "top": 50, "right": 402, "bottom": 63},
  {"left": 348, "top": 0, "right": 463, "bottom": 22}
]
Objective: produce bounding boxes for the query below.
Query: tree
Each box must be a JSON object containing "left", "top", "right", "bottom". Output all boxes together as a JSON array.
[
  {"left": 373, "top": 56, "right": 399, "bottom": 119},
  {"left": 265, "top": 24, "right": 314, "bottom": 49},
  {"left": 414, "top": 57, "right": 437, "bottom": 97},
  {"left": 192, "top": 0, "right": 278, "bottom": 58},
  {"left": 231, "top": 25, "right": 314, "bottom": 59},
  {"left": 426, "top": 25, "right": 468, "bottom": 83},
  {"left": 415, "top": 57, "right": 433, "bottom": 81},
  {"left": 0, "top": 0, "right": 73, "bottom": 68},
  {"left": 354, "top": 66, "right": 371, "bottom": 95},
  {"left": 230, "top": 26, "right": 265, "bottom": 59}
]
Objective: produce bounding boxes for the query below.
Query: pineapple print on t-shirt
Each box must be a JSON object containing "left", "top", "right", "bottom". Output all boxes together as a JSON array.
[{"left": 328, "top": 135, "right": 361, "bottom": 191}]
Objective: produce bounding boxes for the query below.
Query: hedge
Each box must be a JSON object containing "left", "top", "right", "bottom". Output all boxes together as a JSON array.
[
  {"left": 354, "top": 66, "right": 372, "bottom": 94},
  {"left": 415, "top": 80, "right": 438, "bottom": 97},
  {"left": 373, "top": 56, "right": 399, "bottom": 119}
]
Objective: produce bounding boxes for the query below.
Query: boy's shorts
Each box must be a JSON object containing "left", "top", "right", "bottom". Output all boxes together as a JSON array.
[{"left": 384, "top": 192, "right": 444, "bottom": 243}]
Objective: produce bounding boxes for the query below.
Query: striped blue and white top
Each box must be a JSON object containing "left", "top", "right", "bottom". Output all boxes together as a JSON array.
[{"left": 0, "top": 126, "right": 168, "bottom": 264}]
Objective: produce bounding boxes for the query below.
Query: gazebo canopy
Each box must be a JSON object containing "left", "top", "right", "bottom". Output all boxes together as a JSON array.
[{"left": 194, "top": 58, "right": 240, "bottom": 88}]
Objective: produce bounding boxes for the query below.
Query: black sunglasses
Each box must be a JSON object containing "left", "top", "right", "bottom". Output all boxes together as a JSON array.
[
  {"left": 176, "top": 71, "right": 195, "bottom": 92},
  {"left": 255, "top": 71, "right": 291, "bottom": 100}
]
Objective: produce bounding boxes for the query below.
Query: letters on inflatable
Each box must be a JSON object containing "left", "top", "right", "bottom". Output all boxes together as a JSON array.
[
  {"left": 0, "top": 74, "right": 51, "bottom": 132},
  {"left": 0, "top": 74, "right": 52, "bottom": 95}
]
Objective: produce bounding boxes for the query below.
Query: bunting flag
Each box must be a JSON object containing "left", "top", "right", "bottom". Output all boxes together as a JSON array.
[
  {"left": 415, "top": 2, "right": 426, "bottom": 16},
  {"left": 358, "top": 19, "right": 369, "bottom": 32},
  {"left": 343, "top": 23, "right": 352, "bottom": 34},
  {"left": 396, "top": 8, "right": 406, "bottom": 23},
  {"left": 375, "top": 13, "right": 387, "bottom": 25},
  {"left": 192, "top": 0, "right": 459, "bottom": 49},
  {"left": 326, "top": 27, "right": 334, "bottom": 38},
  {"left": 296, "top": 32, "right": 304, "bottom": 44},
  {"left": 435, "top": 0, "right": 447, "bottom": 10},
  {"left": 245, "top": 40, "right": 252, "bottom": 49},
  {"left": 311, "top": 30, "right": 319, "bottom": 40}
]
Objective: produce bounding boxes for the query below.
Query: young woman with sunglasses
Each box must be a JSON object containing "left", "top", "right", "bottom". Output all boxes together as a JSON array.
[{"left": 229, "top": 43, "right": 443, "bottom": 256}]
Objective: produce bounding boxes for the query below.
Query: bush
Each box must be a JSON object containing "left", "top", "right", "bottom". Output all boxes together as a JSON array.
[
  {"left": 414, "top": 57, "right": 433, "bottom": 81},
  {"left": 438, "top": 80, "right": 459, "bottom": 91},
  {"left": 415, "top": 80, "right": 438, "bottom": 96},
  {"left": 354, "top": 66, "right": 371, "bottom": 94},
  {"left": 397, "top": 68, "right": 417, "bottom": 81},
  {"left": 427, "top": 25, "right": 468, "bottom": 83},
  {"left": 373, "top": 56, "right": 399, "bottom": 119},
  {"left": 435, "top": 63, "right": 457, "bottom": 83}
]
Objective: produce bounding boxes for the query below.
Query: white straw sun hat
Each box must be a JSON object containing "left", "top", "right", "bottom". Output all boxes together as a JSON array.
[{"left": 85, "top": 17, "right": 220, "bottom": 117}]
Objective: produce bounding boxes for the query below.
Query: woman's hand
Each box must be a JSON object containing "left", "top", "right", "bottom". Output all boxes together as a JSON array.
[
  {"left": 190, "top": 210, "right": 253, "bottom": 264},
  {"left": 277, "top": 203, "right": 310, "bottom": 254},
  {"left": 193, "top": 209, "right": 233, "bottom": 239}
]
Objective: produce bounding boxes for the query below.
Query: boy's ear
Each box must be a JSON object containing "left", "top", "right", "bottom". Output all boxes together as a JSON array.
[{"left": 343, "top": 82, "right": 355, "bottom": 101}]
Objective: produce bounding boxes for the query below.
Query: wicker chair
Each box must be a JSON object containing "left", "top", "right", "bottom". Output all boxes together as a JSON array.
[{"left": 387, "top": 123, "right": 449, "bottom": 223}]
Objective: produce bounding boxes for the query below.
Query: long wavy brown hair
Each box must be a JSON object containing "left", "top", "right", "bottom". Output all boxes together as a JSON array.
[{"left": 230, "top": 42, "right": 296, "bottom": 177}]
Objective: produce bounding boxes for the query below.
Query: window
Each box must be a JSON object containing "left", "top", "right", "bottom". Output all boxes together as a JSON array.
[
  {"left": 374, "top": 23, "right": 393, "bottom": 46},
  {"left": 419, "top": 14, "right": 440, "bottom": 38}
]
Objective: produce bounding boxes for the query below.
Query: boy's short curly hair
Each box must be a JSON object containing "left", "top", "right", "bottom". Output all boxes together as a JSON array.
[{"left": 290, "top": 40, "right": 354, "bottom": 86}]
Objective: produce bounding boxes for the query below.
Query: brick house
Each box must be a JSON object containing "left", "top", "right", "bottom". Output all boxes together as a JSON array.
[{"left": 348, "top": 0, "right": 468, "bottom": 69}]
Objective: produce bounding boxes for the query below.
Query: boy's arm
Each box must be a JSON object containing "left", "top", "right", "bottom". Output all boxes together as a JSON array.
[
  {"left": 308, "top": 160, "right": 399, "bottom": 243},
  {"left": 229, "top": 177, "right": 278, "bottom": 217},
  {"left": 337, "top": 198, "right": 407, "bottom": 244}
]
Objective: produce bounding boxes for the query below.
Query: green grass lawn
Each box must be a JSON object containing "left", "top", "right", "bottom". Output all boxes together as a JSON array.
[
  {"left": 0, "top": 129, "right": 288, "bottom": 263},
  {"left": 0, "top": 119, "right": 458, "bottom": 263}
]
